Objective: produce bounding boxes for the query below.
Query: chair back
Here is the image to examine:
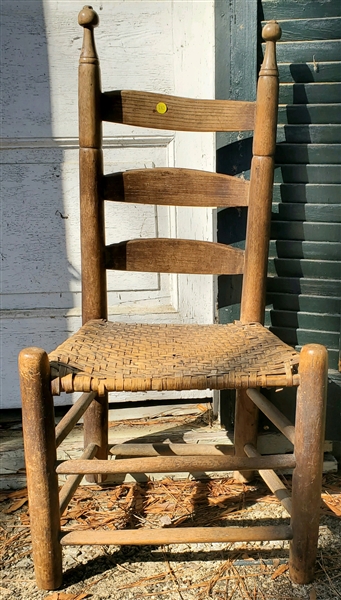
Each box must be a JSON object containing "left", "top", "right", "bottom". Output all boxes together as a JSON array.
[{"left": 78, "top": 7, "right": 281, "bottom": 326}]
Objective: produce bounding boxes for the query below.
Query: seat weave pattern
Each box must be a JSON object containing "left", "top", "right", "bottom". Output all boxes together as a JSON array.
[{"left": 49, "top": 320, "right": 300, "bottom": 395}]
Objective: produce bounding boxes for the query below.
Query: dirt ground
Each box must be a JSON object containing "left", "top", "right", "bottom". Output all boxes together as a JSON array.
[{"left": 1, "top": 474, "right": 341, "bottom": 600}]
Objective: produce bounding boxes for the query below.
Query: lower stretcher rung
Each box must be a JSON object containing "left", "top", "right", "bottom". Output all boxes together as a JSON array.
[{"left": 60, "top": 525, "right": 293, "bottom": 546}]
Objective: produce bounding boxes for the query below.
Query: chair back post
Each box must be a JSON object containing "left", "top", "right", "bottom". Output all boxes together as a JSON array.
[
  {"left": 78, "top": 7, "right": 108, "bottom": 478},
  {"left": 240, "top": 21, "right": 281, "bottom": 324},
  {"left": 78, "top": 6, "right": 107, "bottom": 324}
]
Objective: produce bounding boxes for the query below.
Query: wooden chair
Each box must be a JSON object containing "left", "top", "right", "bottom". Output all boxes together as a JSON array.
[{"left": 18, "top": 6, "right": 328, "bottom": 591}]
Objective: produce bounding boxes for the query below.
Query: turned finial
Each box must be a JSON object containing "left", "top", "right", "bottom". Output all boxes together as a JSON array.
[
  {"left": 262, "top": 20, "right": 281, "bottom": 43},
  {"left": 260, "top": 20, "right": 281, "bottom": 76},
  {"left": 78, "top": 5, "right": 99, "bottom": 28}
]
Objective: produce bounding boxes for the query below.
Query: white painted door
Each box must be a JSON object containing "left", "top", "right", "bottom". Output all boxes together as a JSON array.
[{"left": 1, "top": 0, "right": 216, "bottom": 409}]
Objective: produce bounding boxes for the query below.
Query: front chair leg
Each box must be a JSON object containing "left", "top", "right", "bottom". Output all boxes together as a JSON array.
[
  {"left": 18, "top": 347, "right": 62, "bottom": 590},
  {"left": 289, "top": 344, "right": 328, "bottom": 584}
]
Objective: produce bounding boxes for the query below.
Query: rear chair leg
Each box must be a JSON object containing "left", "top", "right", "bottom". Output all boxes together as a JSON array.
[
  {"left": 233, "top": 389, "right": 259, "bottom": 482},
  {"left": 289, "top": 344, "right": 328, "bottom": 584},
  {"left": 18, "top": 348, "right": 62, "bottom": 590}
]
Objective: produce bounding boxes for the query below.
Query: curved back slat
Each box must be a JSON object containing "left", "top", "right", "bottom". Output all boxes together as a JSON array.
[
  {"left": 101, "top": 90, "right": 255, "bottom": 132},
  {"left": 105, "top": 239, "right": 245, "bottom": 275},
  {"left": 103, "top": 168, "right": 249, "bottom": 207}
]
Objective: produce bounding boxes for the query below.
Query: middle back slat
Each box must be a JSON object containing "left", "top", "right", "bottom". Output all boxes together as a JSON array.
[{"left": 103, "top": 168, "right": 249, "bottom": 207}]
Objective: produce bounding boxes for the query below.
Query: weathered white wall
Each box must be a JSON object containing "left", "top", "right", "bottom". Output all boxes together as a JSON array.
[{"left": 1, "top": 0, "right": 216, "bottom": 408}]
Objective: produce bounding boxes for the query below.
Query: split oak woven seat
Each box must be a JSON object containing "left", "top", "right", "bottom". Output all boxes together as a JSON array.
[
  {"left": 19, "top": 6, "right": 328, "bottom": 591},
  {"left": 49, "top": 320, "right": 300, "bottom": 394}
]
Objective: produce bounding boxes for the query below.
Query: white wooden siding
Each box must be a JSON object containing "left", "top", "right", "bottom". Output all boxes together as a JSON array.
[{"left": 1, "top": 0, "right": 216, "bottom": 409}]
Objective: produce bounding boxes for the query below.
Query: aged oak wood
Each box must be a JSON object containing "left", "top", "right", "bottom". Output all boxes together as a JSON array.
[
  {"left": 103, "top": 168, "right": 250, "bottom": 207},
  {"left": 56, "top": 454, "right": 296, "bottom": 475},
  {"left": 78, "top": 6, "right": 108, "bottom": 479},
  {"left": 60, "top": 525, "right": 293, "bottom": 546},
  {"left": 18, "top": 9, "right": 330, "bottom": 590},
  {"left": 101, "top": 90, "right": 256, "bottom": 132},
  {"left": 289, "top": 344, "right": 328, "bottom": 584},
  {"left": 234, "top": 21, "right": 281, "bottom": 482},
  {"left": 19, "top": 347, "right": 62, "bottom": 590},
  {"left": 109, "top": 442, "right": 235, "bottom": 457},
  {"left": 105, "top": 239, "right": 245, "bottom": 275}
]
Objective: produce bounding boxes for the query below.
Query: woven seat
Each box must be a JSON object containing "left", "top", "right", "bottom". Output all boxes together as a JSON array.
[
  {"left": 49, "top": 320, "right": 299, "bottom": 394},
  {"left": 18, "top": 7, "right": 328, "bottom": 591}
]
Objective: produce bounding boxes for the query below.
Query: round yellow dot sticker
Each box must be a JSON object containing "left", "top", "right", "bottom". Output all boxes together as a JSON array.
[{"left": 156, "top": 102, "right": 168, "bottom": 114}]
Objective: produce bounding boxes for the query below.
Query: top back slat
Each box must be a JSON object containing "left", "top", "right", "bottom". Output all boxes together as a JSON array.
[{"left": 101, "top": 90, "right": 255, "bottom": 132}]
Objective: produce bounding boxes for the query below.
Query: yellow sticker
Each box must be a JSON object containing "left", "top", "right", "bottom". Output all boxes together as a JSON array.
[{"left": 156, "top": 102, "right": 168, "bottom": 114}]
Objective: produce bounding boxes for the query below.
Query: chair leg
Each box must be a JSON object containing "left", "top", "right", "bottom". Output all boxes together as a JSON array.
[
  {"left": 83, "top": 391, "right": 108, "bottom": 483},
  {"left": 18, "top": 347, "right": 63, "bottom": 590},
  {"left": 233, "top": 389, "right": 259, "bottom": 482},
  {"left": 289, "top": 344, "right": 328, "bottom": 584}
]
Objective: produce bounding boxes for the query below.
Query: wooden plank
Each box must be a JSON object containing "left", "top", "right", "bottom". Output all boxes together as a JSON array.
[
  {"left": 268, "top": 258, "right": 341, "bottom": 279},
  {"left": 101, "top": 90, "right": 256, "bottom": 132},
  {"left": 266, "top": 310, "right": 340, "bottom": 332},
  {"left": 56, "top": 454, "right": 297, "bottom": 474},
  {"left": 60, "top": 525, "right": 293, "bottom": 546},
  {"left": 278, "top": 62, "right": 341, "bottom": 84},
  {"left": 278, "top": 105, "right": 341, "bottom": 125},
  {"left": 266, "top": 293, "right": 341, "bottom": 314},
  {"left": 279, "top": 83, "right": 341, "bottom": 104},
  {"left": 261, "top": 0, "right": 341, "bottom": 20},
  {"left": 103, "top": 168, "right": 249, "bottom": 207},
  {"left": 264, "top": 18, "right": 341, "bottom": 42},
  {"left": 269, "top": 240, "right": 340, "bottom": 260},
  {"left": 275, "top": 143, "right": 341, "bottom": 163},
  {"left": 271, "top": 221, "right": 341, "bottom": 241},
  {"left": 272, "top": 183, "right": 341, "bottom": 203},
  {"left": 105, "top": 238, "right": 245, "bottom": 275},
  {"left": 275, "top": 40, "right": 341, "bottom": 63},
  {"left": 272, "top": 203, "right": 341, "bottom": 222},
  {"left": 274, "top": 164, "right": 341, "bottom": 184},
  {"left": 277, "top": 124, "right": 341, "bottom": 144},
  {"left": 266, "top": 276, "right": 341, "bottom": 297}
]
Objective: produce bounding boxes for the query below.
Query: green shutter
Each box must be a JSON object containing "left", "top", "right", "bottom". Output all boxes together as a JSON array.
[{"left": 217, "top": 0, "right": 341, "bottom": 440}]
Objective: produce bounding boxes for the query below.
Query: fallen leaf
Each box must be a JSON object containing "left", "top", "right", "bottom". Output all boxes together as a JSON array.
[
  {"left": 271, "top": 563, "right": 289, "bottom": 580},
  {"left": 309, "top": 588, "right": 317, "bottom": 600}
]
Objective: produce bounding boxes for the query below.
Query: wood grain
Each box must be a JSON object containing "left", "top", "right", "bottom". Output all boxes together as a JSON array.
[
  {"left": 19, "top": 348, "right": 62, "bottom": 590},
  {"left": 56, "top": 453, "right": 296, "bottom": 474},
  {"left": 101, "top": 90, "right": 255, "bottom": 131},
  {"left": 60, "top": 525, "right": 293, "bottom": 546},
  {"left": 103, "top": 168, "right": 249, "bottom": 207},
  {"left": 289, "top": 344, "right": 328, "bottom": 584},
  {"left": 105, "top": 238, "right": 245, "bottom": 275}
]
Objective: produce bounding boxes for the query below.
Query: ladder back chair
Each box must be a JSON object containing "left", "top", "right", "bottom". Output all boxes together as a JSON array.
[{"left": 19, "top": 6, "right": 328, "bottom": 591}]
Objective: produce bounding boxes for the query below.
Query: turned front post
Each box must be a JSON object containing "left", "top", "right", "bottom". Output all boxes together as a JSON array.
[
  {"left": 78, "top": 6, "right": 108, "bottom": 478},
  {"left": 234, "top": 21, "right": 281, "bottom": 480},
  {"left": 289, "top": 344, "right": 328, "bottom": 584},
  {"left": 19, "top": 348, "right": 62, "bottom": 590}
]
